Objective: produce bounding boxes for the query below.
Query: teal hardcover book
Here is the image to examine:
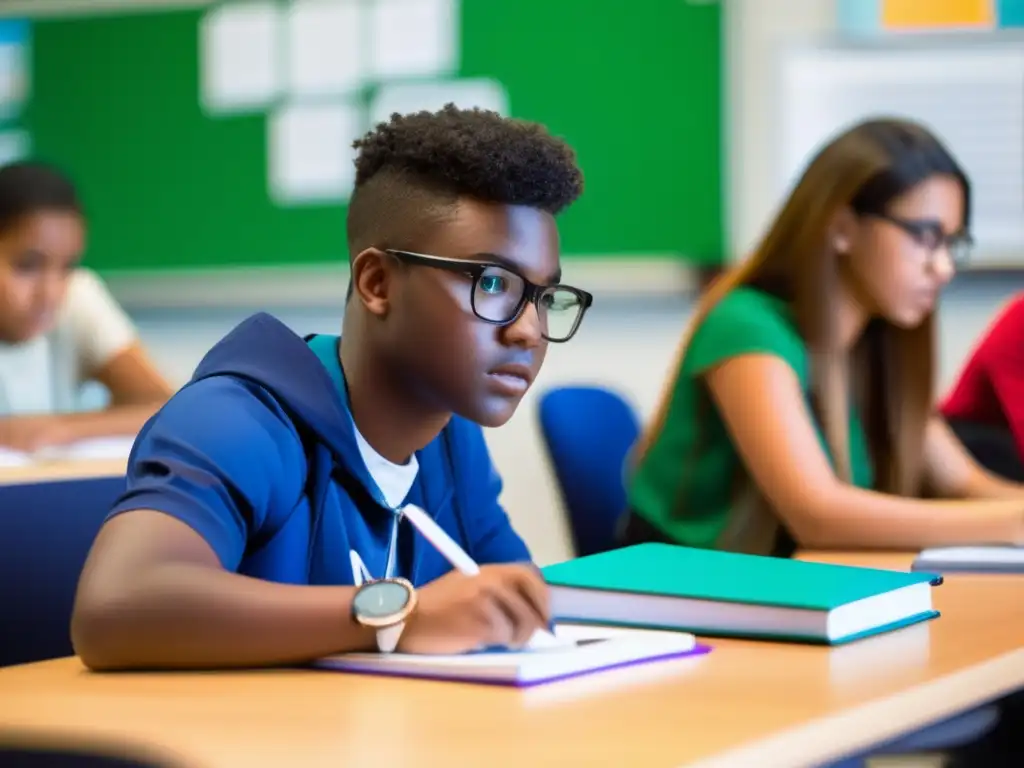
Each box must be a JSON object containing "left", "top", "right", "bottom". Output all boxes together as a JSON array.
[{"left": 542, "top": 544, "right": 941, "bottom": 645}]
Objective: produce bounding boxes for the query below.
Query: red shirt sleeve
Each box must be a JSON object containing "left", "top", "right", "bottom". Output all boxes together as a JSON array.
[{"left": 942, "top": 294, "right": 1024, "bottom": 460}]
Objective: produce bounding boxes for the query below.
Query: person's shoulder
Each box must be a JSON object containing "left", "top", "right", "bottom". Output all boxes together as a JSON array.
[
  {"left": 55, "top": 267, "right": 134, "bottom": 348},
  {"left": 703, "top": 285, "right": 793, "bottom": 332},
  {"left": 142, "top": 374, "right": 305, "bottom": 457},
  {"left": 61, "top": 267, "right": 111, "bottom": 310},
  {"left": 684, "top": 286, "right": 805, "bottom": 376},
  {"left": 128, "top": 374, "right": 310, "bottom": 509},
  {"left": 113, "top": 375, "right": 311, "bottom": 570}
]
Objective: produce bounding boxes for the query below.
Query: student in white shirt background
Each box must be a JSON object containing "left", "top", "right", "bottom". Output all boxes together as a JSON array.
[{"left": 0, "top": 161, "right": 172, "bottom": 452}]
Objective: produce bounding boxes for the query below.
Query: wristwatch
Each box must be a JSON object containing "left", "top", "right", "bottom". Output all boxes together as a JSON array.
[{"left": 351, "top": 577, "right": 418, "bottom": 653}]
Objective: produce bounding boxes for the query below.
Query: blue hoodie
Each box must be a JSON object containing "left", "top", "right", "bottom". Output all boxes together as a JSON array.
[{"left": 107, "top": 313, "right": 532, "bottom": 586}]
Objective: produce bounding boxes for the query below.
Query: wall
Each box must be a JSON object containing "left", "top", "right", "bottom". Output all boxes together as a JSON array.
[{"left": 725, "top": 0, "right": 837, "bottom": 256}]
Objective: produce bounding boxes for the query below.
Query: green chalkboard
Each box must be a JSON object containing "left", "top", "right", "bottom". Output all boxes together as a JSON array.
[{"left": 22, "top": 1, "right": 722, "bottom": 273}]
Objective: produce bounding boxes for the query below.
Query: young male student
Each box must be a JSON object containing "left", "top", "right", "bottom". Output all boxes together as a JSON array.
[{"left": 71, "top": 105, "right": 590, "bottom": 670}]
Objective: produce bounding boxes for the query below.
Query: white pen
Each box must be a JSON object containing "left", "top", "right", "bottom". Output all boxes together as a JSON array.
[{"left": 401, "top": 503, "right": 561, "bottom": 648}]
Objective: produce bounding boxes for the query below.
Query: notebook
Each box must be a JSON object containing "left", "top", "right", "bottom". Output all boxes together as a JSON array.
[
  {"left": 0, "top": 436, "right": 134, "bottom": 468},
  {"left": 314, "top": 623, "right": 709, "bottom": 687},
  {"left": 912, "top": 546, "right": 1024, "bottom": 574},
  {"left": 541, "top": 543, "right": 941, "bottom": 645}
]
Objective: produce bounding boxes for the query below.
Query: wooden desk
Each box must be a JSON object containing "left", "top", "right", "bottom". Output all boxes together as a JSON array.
[
  {"left": 0, "top": 458, "right": 125, "bottom": 486},
  {"left": 0, "top": 554, "right": 1021, "bottom": 768}
]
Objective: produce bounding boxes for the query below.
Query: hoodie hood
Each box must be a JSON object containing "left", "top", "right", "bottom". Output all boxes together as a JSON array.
[{"left": 189, "top": 312, "right": 370, "bottom": 490}]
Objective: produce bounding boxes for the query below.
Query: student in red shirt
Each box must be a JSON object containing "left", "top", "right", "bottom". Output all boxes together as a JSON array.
[{"left": 941, "top": 293, "right": 1024, "bottom": 482}]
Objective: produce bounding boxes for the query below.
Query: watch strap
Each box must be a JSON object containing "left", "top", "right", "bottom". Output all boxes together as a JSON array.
[{"left": 376, "top": 621, "right": 405, "bottom": 653}]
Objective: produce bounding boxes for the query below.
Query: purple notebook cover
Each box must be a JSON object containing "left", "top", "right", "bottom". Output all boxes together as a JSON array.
[{"left": 316, "top": 643, "right": 712, "bottom": 688}]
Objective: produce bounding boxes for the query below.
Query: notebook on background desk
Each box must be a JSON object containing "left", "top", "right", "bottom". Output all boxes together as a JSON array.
[
  {"left": 314, "top": 623, "right": 709, "bottom": 687},
  {"left": 0, "top": 436, "right": 135, "bottom": 468},
  {"left": 912, "top": 546, "right": 1024, "bottom": 574}
]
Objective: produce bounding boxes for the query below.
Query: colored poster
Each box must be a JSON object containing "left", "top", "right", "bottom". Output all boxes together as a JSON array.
[
  {"left": 0, "top": 19, "right": 28, "bottom": 123},
  {"left": 998, "top": 0, "right": 1024, "bottom": 26},
  {"left": 838, "top": 0, "right": 882, "bottom": 35},
  {"left": 882, "top": 0, "right": 994, "bottom": 30}
]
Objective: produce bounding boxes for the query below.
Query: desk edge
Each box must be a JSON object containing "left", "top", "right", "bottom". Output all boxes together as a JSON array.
[{"left": 686, "top": 648, "right": 1024, "bottom": 768}]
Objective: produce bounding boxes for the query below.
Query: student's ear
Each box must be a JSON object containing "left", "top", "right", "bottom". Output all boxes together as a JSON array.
[
  {"left": 828, "top": 206, "right": 859, "bottom": 256},
  {"left": 349, "top": 248, "right": 393, "bottom": 317}
]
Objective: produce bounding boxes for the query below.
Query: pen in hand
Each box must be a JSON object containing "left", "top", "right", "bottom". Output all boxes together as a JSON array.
[{"left": 401, "top": 504, "right": 561, "bottom": 649}]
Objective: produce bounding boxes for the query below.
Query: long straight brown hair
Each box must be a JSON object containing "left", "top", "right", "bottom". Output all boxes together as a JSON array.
[{"left": 635, "top": 119, "right": 971, "bottom": 549}]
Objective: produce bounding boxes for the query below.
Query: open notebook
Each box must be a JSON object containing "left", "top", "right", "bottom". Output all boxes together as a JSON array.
[
  {"left": 0, "top": 436, "right": 135, "bottom": 468},
  {"left": 912, "top": 546, "right": 1024, "bottom": 574},
  {"left": 314, "top": 623, "right": 708, "bottom": 687}
]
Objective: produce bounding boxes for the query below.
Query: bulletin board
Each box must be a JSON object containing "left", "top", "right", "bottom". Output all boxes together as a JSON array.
[{"left": 0, "top": 1, "right": 726, "bottom": 274}]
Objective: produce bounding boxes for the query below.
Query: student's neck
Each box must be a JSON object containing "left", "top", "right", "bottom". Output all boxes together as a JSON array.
[
  {"left": 339, "top": 332, "right": 451, "bottom": 465},
  {"left": 836, "top": 282, "right": 870, "bottom": 352}
]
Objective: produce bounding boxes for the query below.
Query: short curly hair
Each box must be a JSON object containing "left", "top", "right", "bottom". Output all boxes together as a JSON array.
[{"left": 346, "top": 104, "right": 583, "bottom": 255}]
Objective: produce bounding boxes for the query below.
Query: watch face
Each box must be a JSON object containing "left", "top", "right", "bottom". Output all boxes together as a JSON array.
[{"left": 354, "top": 580, "right": 411, "bottom": 620}]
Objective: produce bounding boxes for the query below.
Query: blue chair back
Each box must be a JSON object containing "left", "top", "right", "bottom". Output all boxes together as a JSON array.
[
  {"left": 537, "top": 386, "right": 640, "bottom": 557},
  {"left": 0, "top": 475, "right": 125, "bottom": 667}
]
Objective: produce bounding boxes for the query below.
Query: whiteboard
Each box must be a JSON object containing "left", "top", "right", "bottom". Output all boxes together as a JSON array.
[{"left": 778, "top": 38, "right": 1024, "bottom": 268}]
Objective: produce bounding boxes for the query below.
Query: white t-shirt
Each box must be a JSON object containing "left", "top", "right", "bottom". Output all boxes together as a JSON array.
[
  {"left": 0, "top": 268, "right": 137, "bottom": 416},
  {"left": 353, "top": 425, "right": 419, "bottom": 510},
  {"left": 349, "top": 424, "right": 420, "bottom": 585}
]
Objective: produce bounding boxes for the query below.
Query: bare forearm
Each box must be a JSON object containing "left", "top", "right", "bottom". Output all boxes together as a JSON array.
[
  {"left": 71, "top": 564, "right": 375, "bottom": 671},
  {"left": 62, "top": 403, "right": 165, "bottom": 441},
  {"left": 923, "top": 417, "right": 1024, "bottom": 501},
  {"left": 961, "top": 472, "right": 1024, "bottom": 501},
  {"left": 791, "top": 486, "right": 1023, "bottom": 550}
]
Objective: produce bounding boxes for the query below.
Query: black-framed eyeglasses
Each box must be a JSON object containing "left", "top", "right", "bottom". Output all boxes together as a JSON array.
[
  {"left": 386, "top": 249, "right": 593, "bottom": 343},
  {"left": 866, "top": 212, "right": 974, "bottom": 268}
]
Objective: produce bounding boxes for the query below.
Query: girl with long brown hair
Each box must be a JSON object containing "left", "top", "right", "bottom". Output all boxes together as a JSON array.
[{"left": 620, "top": 118, "right": 1024, "bottom": 557}]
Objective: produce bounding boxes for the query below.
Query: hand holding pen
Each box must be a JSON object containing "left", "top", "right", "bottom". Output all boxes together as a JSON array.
[{"left": 396, "top": 504, "right": 561, "bottom": 654}]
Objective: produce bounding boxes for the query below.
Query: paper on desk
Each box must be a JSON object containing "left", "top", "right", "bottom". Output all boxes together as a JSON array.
[
  {"left": 487, "top": 624, "right": 691, "bottom": 655},
  {"left": 524, "top": 627, "right": 573, "bottom": 651},
  {"left": 0, "top": 436, "right": 135, "bottom": 467},
  {"left": 36, "top": 436, "right": 135, "bottom": 461},
  {"left": 314, "top": 623, "right": 703, "bottom": 689},
  {"left": 376, "top": 624, "right": 689, "bottom": 663},
  {"left": 0, "top": 446, "right": 31, "bottom": 467}
]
